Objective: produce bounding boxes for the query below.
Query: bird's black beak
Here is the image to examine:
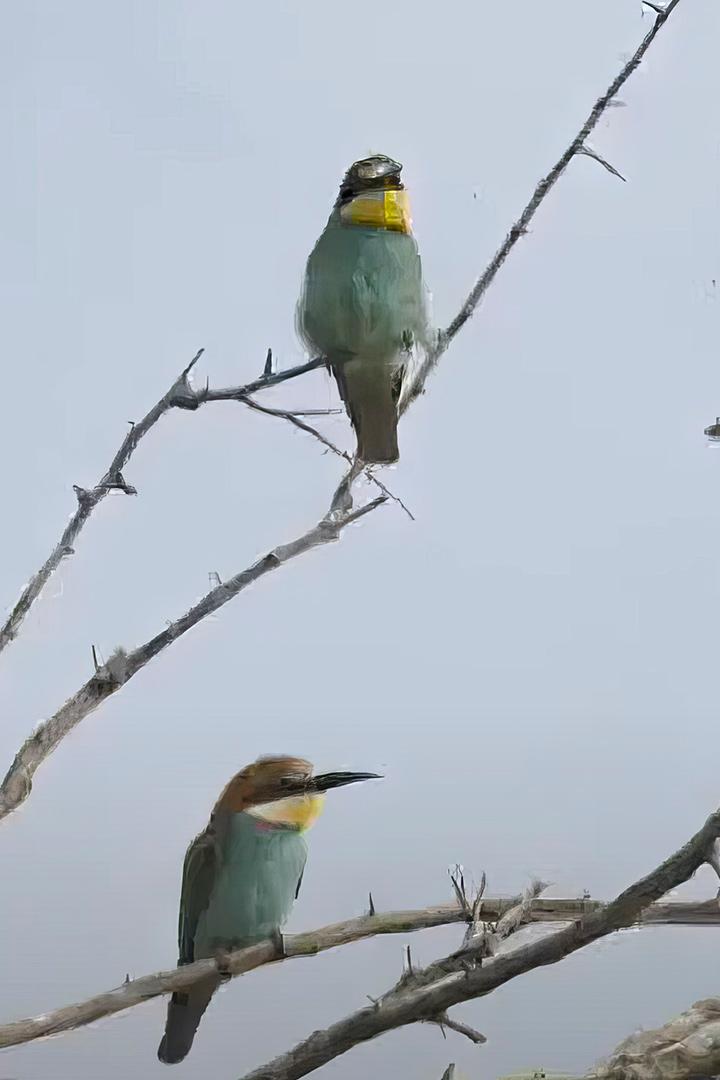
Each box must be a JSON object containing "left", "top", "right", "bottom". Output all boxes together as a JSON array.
[{"left": 309, "top": 771, "right": 382, "bottom": 792}]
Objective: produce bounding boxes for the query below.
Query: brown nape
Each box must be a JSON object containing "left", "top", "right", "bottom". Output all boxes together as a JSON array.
[
  {"left": 213, "top": 755, "right": 313, "bottom": 814},
  {"left": 337, "top": 173, "right": 404, "bottom": 205}
]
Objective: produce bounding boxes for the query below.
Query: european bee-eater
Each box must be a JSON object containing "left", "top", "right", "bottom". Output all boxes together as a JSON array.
[
  {"left": 157, "top": 755, "right": 379, "bottom": 1064},
  {"left": 297, "top": 154, "right": 431, "bottom": 465}
]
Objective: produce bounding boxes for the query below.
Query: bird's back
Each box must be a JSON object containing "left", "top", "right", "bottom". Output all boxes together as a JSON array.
[{"left": 298, "top": 211, "right": 428, "bottom": 362}]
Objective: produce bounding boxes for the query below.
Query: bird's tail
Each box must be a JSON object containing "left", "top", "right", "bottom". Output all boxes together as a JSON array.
[
  {"left": 331, "top": 355, "right": 402, "bottom": 465},
  {"left": 157, "top": 976, "right": 218, "bottom": 1065}
]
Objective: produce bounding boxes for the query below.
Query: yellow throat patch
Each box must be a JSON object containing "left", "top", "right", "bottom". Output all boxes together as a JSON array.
[
  {"left": 340, "top": 189, "right": 412, "bottom": 233},
  {"left": 246, "top": 793, "right": 326, "bottom": 831}
]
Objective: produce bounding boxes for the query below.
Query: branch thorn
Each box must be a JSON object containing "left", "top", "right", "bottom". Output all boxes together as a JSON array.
[
  {"left": 264, "top": 348, "right": 274, "bottom": 377},
  {"left": 577, "top": 144, "right": 627, "bottom": 182}
]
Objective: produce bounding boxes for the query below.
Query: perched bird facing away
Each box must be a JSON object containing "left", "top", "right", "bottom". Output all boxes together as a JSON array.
[
  {"left": 297, "top": 154, "right": 431, "bottom": 465},
  {"left": 157, "top": 755, "right": 379, "bottom": 1065}
]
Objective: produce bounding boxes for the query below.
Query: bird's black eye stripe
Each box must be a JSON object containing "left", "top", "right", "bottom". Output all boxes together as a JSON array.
[{"left": 280, "top": 774, "right": 308, "bottom": 787}]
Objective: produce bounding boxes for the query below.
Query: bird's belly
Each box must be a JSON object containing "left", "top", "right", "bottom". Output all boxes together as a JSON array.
[
  {"left": 304, "top": 286, "right": 409, "bottom": 359},
  {"left": 193, "top": 827, "right": 306, "bottom": 957}
]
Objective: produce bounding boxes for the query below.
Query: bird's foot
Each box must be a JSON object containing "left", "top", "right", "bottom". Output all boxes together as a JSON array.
[
  {"left": 271, "top": 927, "right": 286, "bottom": 958},
  {"left": 214, "top": 948, "right": 234, "bottom": 982}
]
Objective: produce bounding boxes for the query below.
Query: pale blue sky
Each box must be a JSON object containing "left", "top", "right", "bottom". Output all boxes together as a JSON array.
[{"left": 1, "top": 2, "right": 719, "bottom": 1078}]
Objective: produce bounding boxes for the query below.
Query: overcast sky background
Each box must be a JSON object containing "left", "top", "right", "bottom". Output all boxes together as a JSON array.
[{"left": 1, "top": 2, "right": 720, "bottom": 1078}]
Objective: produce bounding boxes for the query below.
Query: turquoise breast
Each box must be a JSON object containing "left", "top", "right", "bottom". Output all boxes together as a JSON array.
[{"left": 193, "top": 811, "right": 307, "bottom": 958}]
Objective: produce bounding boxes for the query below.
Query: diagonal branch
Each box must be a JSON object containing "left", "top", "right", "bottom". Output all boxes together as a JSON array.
[
  {"left": 400, "top": 0, "right": 683, "bottom": 412},
  {"left": 0, "top": 476, "right": 386, "bottom": 821},
  {"left": 238, "top": 799, "right": 720, "bottom": 1080},
  {"left": 0, "top": 350, "right": 327, "bottom": 658},
  {"left": 0, "top": 894, "right": 718, "bottom": 1051}
]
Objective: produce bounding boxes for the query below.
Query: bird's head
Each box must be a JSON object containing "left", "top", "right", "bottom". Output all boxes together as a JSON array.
[
  {"left": 214, "top": 755, "right": 380, "bottom": 831},
  {"left": 336, "top": 154, "right": 403, "bottom": 204}
]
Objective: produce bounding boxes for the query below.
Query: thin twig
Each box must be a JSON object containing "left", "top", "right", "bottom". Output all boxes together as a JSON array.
[
  {"left": 0, "top": 479, "right": 386, "bottom": 821},
  {"left": 240, "top": 396, "right": 415, "bottom": 521},
  {"left": 429, "top": 1013, "right": 487, "bottom": 1045},
  {"left": 576, "top": 144, "right": 627, "bottom": 182},
  {"left": 400, "top": 0, "right": 683, "bottom": 412},
  {"left": 0, "top": 894, "right": 718, "bottom": 1051}
]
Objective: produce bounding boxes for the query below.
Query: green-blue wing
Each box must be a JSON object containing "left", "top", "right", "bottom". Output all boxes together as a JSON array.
[{"left": 177, "top": 821, "right": 222, "bottom": 964}]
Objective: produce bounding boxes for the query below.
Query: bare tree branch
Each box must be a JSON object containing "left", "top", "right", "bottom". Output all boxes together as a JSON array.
[
  {"left": 1, "top": 892, "right": 719, "bottom": 1052},
  {"left": 0, "top": 902, "right": 460, "bottom": 1050},
  {"left": 399, "top": 0, "right": 683, "bottom": 413},
  {"left": 238, "top": 800, "right": 720, "bottom": 1080},
  {"left": 0, "top": 350, "right": 330, "bottom": 657},
  {"left": 0, "top": 477, "right": 385, "bottom": 821},
  {"left": 239, "top": 395, "right": 414, "bottom": 520}
]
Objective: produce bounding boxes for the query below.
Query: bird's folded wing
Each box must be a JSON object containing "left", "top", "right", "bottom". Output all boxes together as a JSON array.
[{"left": 178, "top": 822, "right": 223, "bottom": 964}]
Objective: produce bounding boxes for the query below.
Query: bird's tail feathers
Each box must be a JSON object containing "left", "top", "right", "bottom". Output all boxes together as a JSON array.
[
  {"left": 332, "top": 355, "right": 402, "bottom": 465},
  {"left": 157, "top": 977, "right": 218, "bottom": 1065}
]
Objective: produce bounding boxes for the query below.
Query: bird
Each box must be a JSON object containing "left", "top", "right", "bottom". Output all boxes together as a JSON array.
[
  {"left": 297, "top": 153, "right": 431, "bottom": 465},
  {"left": 157, "top": 755, "right": 380, "bottom": 1064}
]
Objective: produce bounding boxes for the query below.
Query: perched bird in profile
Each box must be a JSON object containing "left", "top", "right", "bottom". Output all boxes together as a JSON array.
[
  {"left": 297, "top": 153, "right": 431, "bottom": 465},
  {"left": 157, "top": 755, "right": 379, "bottom": 1065}
]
